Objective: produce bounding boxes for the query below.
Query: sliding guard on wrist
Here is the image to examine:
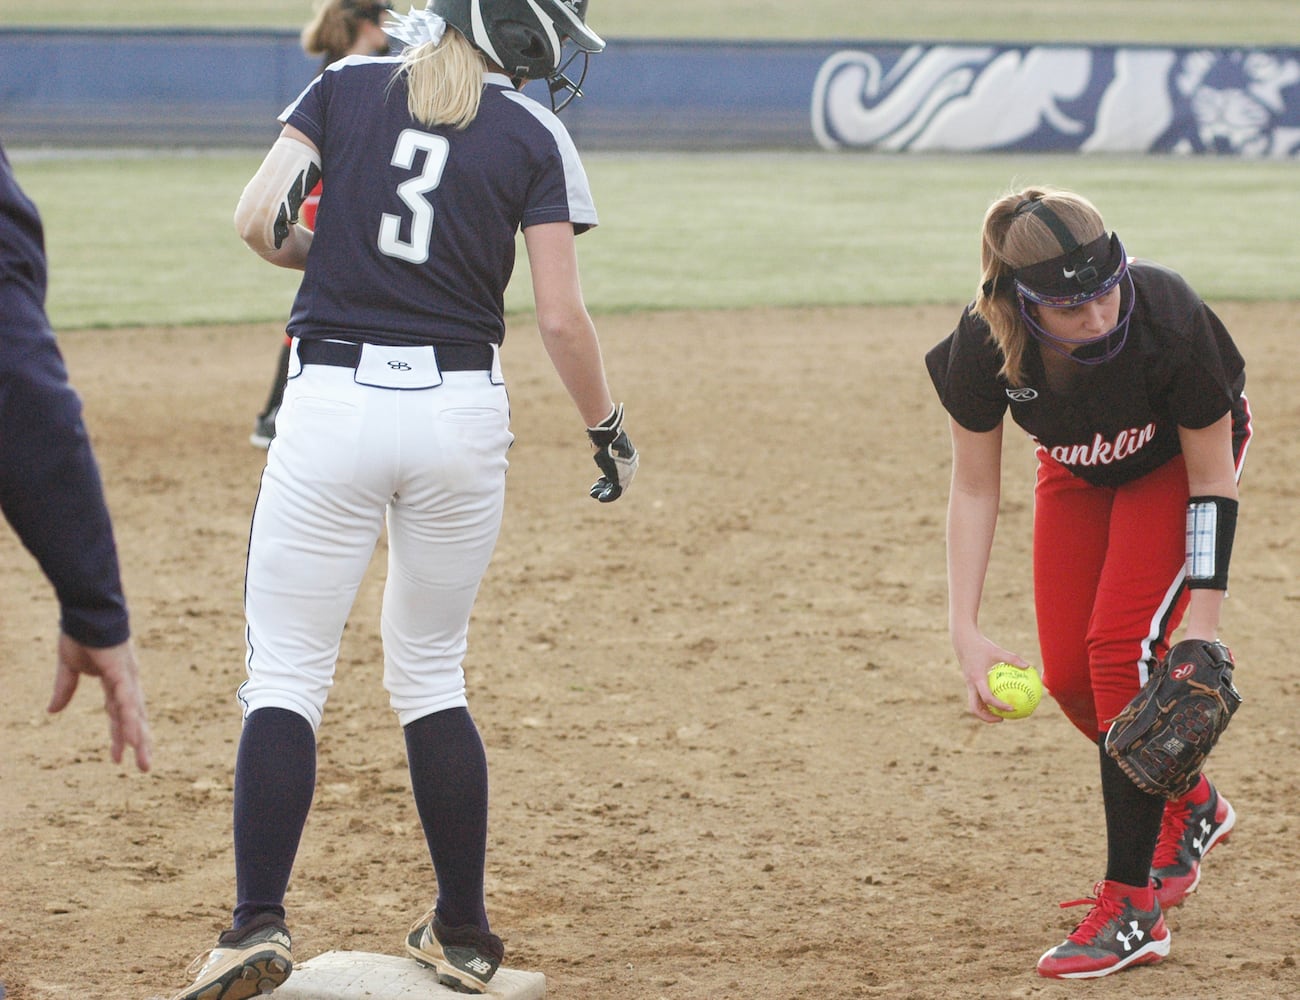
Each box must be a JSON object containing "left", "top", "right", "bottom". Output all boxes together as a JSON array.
[{"left": 1186, "top": 495, "right": 1238, "bottom": 590}]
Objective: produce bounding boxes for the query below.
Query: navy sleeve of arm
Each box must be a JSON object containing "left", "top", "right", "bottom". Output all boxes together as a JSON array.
[{"left": 0, "top": 343, "right": 130, "bottom": 647}]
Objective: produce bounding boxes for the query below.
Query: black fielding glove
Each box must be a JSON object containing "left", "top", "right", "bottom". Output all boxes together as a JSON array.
[
  {"left": 586, "top": 403, "right": 638, "bottom": 503},
  {"left": 1105, "top": 639, "right": 1242, "bottom": 799}
]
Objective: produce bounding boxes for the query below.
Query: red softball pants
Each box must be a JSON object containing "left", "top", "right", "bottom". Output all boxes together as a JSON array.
[{"left": 1032, "top": 453, "right": 1192, "bottom": 740}]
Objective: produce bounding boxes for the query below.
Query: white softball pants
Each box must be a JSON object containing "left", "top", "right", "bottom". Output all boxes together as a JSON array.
[{"left": 238, "top": 340, "right": 512, "bottom": 732}]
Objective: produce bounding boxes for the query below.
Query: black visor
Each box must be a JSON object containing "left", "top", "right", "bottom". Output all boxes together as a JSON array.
[{"left": 1014, "top": 232, "right": 1128, "bottom": 307}]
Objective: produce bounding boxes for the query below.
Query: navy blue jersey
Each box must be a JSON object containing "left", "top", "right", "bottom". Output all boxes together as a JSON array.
[
  {"left": 280, "top": 60, "right": 597, "bottom": 348},
  {"left": 0, "top": 143, "right": 130, "bottom": 647},
  {"left": 926, "top": 261, "right": 1249, "bottom": 488}
]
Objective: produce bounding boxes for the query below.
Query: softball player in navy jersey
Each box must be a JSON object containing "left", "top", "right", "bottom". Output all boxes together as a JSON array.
[
  {"left": 926, "top": 188, "right": 1249, "bottom": 980},
  {"left": 170, "top": 2, "right": 635, "bottom": 997}
]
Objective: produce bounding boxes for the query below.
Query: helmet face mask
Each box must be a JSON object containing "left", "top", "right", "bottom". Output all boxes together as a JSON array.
[
  {"left": 426, "top": 0, "right": 604, "bottom": 111},
  {"left": 546, "top": 39, "right": 592, "bottom": 112}
]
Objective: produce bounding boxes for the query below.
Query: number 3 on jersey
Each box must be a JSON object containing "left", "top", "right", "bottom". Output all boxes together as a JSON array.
[{"left": 378, "top": 129, "right": 450, "bottom": 264}]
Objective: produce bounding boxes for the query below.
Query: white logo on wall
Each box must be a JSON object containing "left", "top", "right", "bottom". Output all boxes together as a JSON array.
[{"left": 811, "top": 44, "right": 1300, "bottom": 157}]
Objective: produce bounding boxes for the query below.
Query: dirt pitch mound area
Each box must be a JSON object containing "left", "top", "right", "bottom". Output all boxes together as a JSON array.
[{"left": 2, "top": 304, "right": 1297, "bottom": 1000}]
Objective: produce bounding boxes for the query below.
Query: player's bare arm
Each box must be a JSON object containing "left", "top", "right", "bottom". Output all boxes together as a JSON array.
[
  {"left": 945, "top": 419, "right": 1028, "bottom": 720},
  {"left": 524, "top": 221, "right": 614, "bottom": 426},
  {"left": 524, "top": 219, "right": 639, "bottom": 502}
]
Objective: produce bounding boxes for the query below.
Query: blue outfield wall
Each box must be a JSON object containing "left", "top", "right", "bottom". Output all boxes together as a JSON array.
[{"left": 1, "top": 29, "right": 1299, "bottom": 156}]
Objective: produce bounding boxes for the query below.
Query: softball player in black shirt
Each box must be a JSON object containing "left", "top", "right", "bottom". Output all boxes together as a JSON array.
[{"left": 927, "top": 187, "right": 1249, "bottom": 979}]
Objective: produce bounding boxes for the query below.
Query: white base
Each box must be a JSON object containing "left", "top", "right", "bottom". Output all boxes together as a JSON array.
[{"left": 272, "top": 951, "right": 545, "bottom": 999}]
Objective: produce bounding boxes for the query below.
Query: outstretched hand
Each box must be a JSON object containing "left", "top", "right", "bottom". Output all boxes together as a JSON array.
[{"left": 50, "top": 634, "right": 153, "bottom": 772}]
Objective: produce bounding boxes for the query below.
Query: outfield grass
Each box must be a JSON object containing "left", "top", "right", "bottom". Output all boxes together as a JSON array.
[
  {"left": 11, "top": 150, "right": 1297, "bottom": 331},
  {"left": 6, "top": 3, "right": 1297, "bottom": 328},
  {"left": 4, "top": 0, "right": 1299, "bottom": 44}
]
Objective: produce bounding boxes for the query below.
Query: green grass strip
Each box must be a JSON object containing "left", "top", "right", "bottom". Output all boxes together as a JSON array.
[{"left": 12, "top": 150, "right": 1297, "bottom": 331}]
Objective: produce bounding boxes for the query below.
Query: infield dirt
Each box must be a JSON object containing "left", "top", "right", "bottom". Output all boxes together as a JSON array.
[{"left": 2, "top": 304, "right": 1296, "bottom": 999}]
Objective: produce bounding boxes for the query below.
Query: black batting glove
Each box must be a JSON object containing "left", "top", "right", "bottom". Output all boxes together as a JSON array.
[{"left": 586, "top": 403, "right": 638, "bottom": 503}]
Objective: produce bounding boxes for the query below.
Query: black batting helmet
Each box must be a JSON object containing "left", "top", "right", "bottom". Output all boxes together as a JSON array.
[{"left": 428, "top": 0, "right": 604, "bottom": 109}]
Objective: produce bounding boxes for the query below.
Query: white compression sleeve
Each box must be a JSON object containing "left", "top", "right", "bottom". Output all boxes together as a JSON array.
[{"left": 234, "top": 135, "right": 322, "bottom": 265}]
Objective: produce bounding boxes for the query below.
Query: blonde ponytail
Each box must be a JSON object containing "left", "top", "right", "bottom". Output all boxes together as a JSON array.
[{"left": 395, "top": 27, "right": 488, "bottom": 130}]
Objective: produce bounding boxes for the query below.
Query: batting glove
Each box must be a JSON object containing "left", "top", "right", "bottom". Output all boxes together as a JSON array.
[{"left": 587, "top": 403, "right": 638, "bottom": 503}]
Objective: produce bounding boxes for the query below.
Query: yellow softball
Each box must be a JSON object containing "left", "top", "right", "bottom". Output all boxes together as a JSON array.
[{"left": 986, "top": 662, "right": 1043, "bottom": 719}]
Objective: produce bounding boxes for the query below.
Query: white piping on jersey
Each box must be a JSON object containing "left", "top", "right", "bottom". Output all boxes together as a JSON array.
[
  {"left": 502, "top": 86, "right": 598, "bottom": 230},
  {"left": 1234, "top": 393, "right": 1253, "bottom": 480},
  {"left": 278, "top": 54, "right": 402, "bottom": 123},
  {"left": 275, "top": 65, "right": 596, "bottom": 231}
]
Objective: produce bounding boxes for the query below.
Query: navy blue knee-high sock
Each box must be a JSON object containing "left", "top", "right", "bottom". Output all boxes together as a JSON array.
[
  {"left": 1098, "top": 739, "right": 1165, "bottom": 888},
  {"left": 404, "top": 707, "right": 490, "bottom": 931},
  {"left": 231, "top": 707, "right": 317, "bottom": 930}
]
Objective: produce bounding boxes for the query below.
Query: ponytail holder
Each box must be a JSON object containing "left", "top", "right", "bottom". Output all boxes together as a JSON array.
[
  {"left": 981, "top": 275, "right": 1013, "bottom": 298},
  {"left": 383, "top": 6, "right": 447, "bottom": 50}
]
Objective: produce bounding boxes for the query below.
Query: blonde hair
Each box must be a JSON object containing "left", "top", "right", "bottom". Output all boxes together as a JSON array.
[
  {"left": 972, "top": 187, "right": 1107, "bottom": 386},
  {"left": 390, "top": 28, "right": 488, "bottom": 130}
]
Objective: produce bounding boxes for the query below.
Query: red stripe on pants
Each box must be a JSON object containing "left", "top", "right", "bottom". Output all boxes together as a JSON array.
[{"left": 1032, "top": 453, "right": 1190, "bottom": 739}]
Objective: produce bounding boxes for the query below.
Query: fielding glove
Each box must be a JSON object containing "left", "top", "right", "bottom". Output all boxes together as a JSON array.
[{"left": 1104, "top": 639, "right": 1242, "bottom": 799}]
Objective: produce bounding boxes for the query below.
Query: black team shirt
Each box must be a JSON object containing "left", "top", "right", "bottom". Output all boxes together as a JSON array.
[{"left": 926, "top": 261, "right": 1250, "bottom": 488}]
